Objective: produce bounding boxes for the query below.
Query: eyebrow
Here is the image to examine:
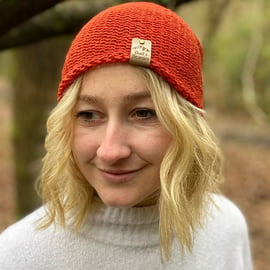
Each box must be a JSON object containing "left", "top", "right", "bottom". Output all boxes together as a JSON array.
[
  {"left": 123, "top": 91, "right": 151, "bottom": 102},
  {"left": 77, "top": 94, "right": 100, "bottom": 104},
  {"left": 77, "top": 91, "right": 151, "bottom": 104}
]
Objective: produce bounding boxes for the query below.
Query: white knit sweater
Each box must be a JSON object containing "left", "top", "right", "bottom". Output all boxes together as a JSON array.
[{"left": 0, "top": 194, "right": 252, "bottom": 270}]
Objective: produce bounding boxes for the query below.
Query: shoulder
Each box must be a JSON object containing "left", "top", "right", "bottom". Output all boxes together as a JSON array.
[
  {"left": 0, "top": 207, "right": 45, "bottom": 242},
  {"left": 0, "top": 207, "right": 54, "bottom": 269},
  {"left": 206, "top": 193, "right": 251, "bottom": 243},
  {"left": 191, "top": 194, "right": 253, "bottom": 269},
  {"left": 208, "top": 194, "right": 247, "bottom": 228}
]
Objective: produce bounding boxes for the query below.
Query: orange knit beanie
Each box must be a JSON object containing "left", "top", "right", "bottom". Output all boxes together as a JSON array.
[{"left": 58, "top": 2, "right": 203, "bottom": 108}]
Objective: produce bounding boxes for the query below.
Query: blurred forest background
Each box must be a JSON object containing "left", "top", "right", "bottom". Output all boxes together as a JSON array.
[{"left": 0, "top": 0, "right": 269, "bottom": 269}]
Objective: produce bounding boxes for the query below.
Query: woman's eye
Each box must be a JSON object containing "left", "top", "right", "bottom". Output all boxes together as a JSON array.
[
  {"left": 75, "top": 111, "right": 100, "bottom": 122},
  {"left": 132, "top": 109, "right": 156, "bottom": 120}
]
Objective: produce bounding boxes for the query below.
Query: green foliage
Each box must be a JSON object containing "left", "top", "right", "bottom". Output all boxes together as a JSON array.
[
  {"left": 161, "top": 0, "right": 170, "bottom": 5},
  {"left": 1, "top": 0, "right": 16, "bottom": 8},
  {"left": 203, "top": 0, "right": 270, "bottom": 116},
  {"left": 213, "top": 21, "right": 249, "bottom": 107},
  {"left": 0, "top": 50, "right": 16, "bottom": 78}
]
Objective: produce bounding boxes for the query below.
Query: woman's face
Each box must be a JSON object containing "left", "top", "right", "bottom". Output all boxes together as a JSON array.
[{"left": 72, "top": 64, "right": 171, "bottom": 207}]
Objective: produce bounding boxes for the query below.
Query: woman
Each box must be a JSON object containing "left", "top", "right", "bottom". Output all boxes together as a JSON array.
[{"left": 0, "top": 2, "right": 252, "bottom": 269}]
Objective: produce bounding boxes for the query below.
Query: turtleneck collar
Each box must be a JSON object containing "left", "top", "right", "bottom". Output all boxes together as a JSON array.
[{"left": 80, "top": 199, "right": 160, "bottom": 248}]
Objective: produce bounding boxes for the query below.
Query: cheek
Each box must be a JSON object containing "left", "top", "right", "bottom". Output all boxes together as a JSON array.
[
  {"left": 138, "top": 131, "right": 171, "bottom": 163},
  {"left": 72, "top": 130, "right": 97, "bottom": 163}
]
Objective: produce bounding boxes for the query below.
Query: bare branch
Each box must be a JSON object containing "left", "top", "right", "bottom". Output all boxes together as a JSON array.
[
  {"left": 0, "top": 0, "right": 114, "bottom": 50},
  {"left": 0, "top": 0, "right": 64, "bottom": 35},
  {"left": 0, "top": 0, "right": 198, "bottom": 51}
]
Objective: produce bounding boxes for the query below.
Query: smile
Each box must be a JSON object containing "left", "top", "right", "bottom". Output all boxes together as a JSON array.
[{"left": 97, "top": 168, "right": 143, "bottom": 184}]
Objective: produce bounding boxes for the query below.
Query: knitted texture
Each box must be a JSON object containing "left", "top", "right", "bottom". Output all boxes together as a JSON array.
[
  {"left": 58, "top": 2, "right": 203, "bottom": 108},
  {"left": 0, "top": 195, "right": 253, "bottom": 269}
]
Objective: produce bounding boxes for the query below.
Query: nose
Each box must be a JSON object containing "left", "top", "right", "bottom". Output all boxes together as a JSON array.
[{"left": 96, "top": 122, "right": 132, "bottom": 164}]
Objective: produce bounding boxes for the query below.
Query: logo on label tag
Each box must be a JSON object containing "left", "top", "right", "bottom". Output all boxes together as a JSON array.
[{"left": 129, "top": 38, "right": 152, "bottom": 67}]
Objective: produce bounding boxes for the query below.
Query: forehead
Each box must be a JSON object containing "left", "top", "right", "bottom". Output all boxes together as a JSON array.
[{"left": 80, "top": 64, "right": 148, "bottom": 98}]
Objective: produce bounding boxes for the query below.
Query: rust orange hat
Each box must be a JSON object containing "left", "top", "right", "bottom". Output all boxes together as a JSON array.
[{"left": 58, "top": 2, "right": 203, "bottom": 108}]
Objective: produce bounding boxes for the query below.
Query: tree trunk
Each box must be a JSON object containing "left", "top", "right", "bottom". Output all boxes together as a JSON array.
[{"left": 12, "top": 36, "right": 71, "bottom": 217}]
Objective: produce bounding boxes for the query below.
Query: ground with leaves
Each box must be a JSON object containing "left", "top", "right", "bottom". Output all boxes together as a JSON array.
[{"left": 0, "top": 80, "right": 269, "bottom": 270}]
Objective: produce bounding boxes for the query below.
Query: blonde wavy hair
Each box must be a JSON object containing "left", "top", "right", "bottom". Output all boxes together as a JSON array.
[{"left": 37, "top": 65, "right": 223, "bottom": 260}]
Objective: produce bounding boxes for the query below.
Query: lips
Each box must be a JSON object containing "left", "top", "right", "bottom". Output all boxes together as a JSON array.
[{"left": 97, "top": 167, "right": 143, "bottom": 183}]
